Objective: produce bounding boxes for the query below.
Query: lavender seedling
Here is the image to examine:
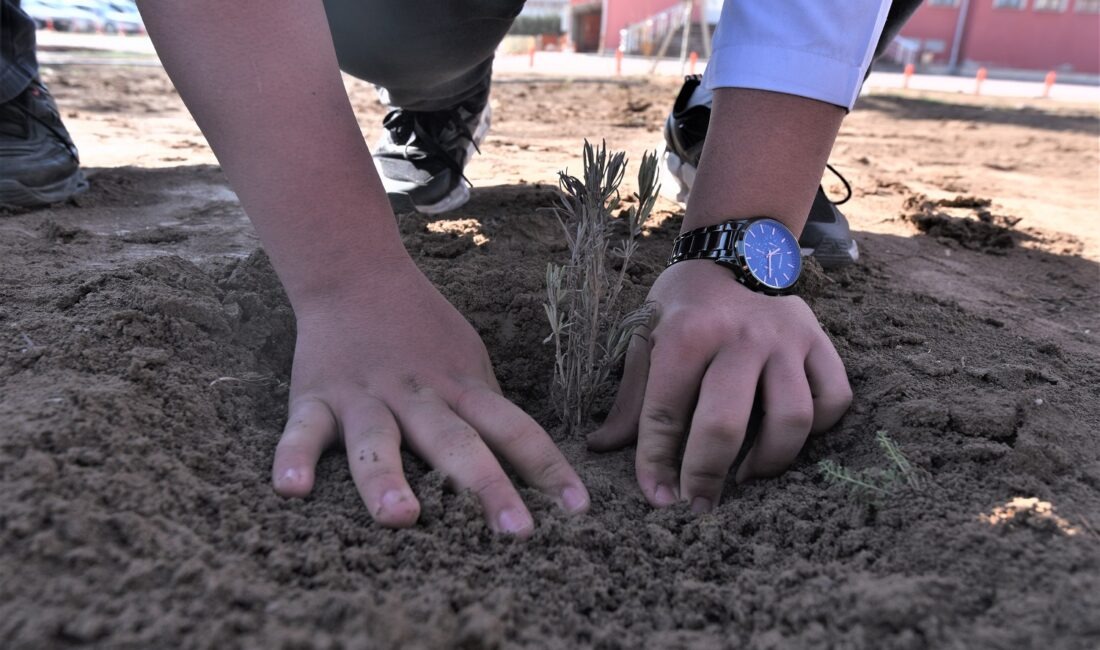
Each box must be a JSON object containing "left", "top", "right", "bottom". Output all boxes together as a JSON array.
[{"left": 544, "top": 141, "right": 659, "bottom": 433}]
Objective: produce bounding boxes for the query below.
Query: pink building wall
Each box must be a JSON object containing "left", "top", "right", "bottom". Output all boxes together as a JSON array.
[
  {"left": 899, "top": 0, "right": 1099, "bottom": 74},
  {"left": 570, "top": 0, "right": 697, "bottom": 52},
  {"left": 574, "top": 0, "right": 1099, "bottom": 73}
]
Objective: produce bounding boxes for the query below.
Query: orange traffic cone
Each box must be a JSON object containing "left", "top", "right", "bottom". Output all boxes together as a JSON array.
[
  {"left": 1042, "top": 71, "right": 1056, "bottom": 98},
  {"left": 974, "top": 67, "right": 987, "bottom": 96}
]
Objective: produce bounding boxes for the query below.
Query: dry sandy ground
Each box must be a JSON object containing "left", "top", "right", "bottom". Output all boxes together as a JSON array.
[{"left": 1, "top": 64, "right": 1098, "bottom": 649}]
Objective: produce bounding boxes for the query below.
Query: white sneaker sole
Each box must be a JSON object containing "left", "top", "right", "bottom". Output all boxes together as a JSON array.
[
  {"left": 661, "top": 146, "right": 694, "bottom": 204},
  {"left": 801, "top": 239, "right": 860, "bottom": 268}
]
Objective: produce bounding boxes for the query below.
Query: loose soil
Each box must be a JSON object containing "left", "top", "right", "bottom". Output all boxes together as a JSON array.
[{"left": 1, "top": 65, "right": 1098, "bottom": 649}]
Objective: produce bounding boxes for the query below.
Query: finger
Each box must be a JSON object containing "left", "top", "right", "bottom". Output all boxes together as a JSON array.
[
  {"left": 735, "top": 354, "right": 814, "bottom": 483},
  {"left": 456, "top": 388, "right": 590, "bottom": 515},
  {"left": 486, "top": 373, "right": 503, "bottom": 395},
  {"left": 396, "top": 389, "right": 534, "bottom": 537},
  {"left": 273, "top": 398, "right": 338, "bottom": 498},
  {"left": 805, "top": 336, "right": 853, "bottom": 434},
  {"left": 679, "top": 351, "right": 761, "bottom": 512},
  {"left": 342, "top": 397, "right": 420, "bottom": 528},
  {"left": 588, "top": 327, "right": 652, "bottom": 452},
  {"left": 635, "top": 339, "right": 708, "bottom": 507}
]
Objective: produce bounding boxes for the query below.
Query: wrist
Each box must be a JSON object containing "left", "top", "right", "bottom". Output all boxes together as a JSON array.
[
  {"left": 669, "top": 218, "right": 802, "bottom": 296},
  {"left": 280, "top": 245, "right": 419, "bottom": 316},
  {"left": 683, "top": 203, "right": 807, "bottom": 238},
  {"left": 680, "top": 88, "right": 844, "bottom": 238}
]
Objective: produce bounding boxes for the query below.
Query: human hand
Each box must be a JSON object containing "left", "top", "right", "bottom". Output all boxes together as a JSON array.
[
  {"left": 270, "top": 259, "right": 590, "bottom": 535},
  {"left": 588, "top": 259, "right": 852, "bottom": 513}
]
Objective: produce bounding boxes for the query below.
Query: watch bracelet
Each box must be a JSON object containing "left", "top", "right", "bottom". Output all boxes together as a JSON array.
[{"left": 667, "top": 220, "right": 746, "bottom": 266}]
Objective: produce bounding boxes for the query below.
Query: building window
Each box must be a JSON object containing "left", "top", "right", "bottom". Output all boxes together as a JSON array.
[
  {"left": 924, "top": 39, "right": 948, "bottom": 54},
  {"left": 1075, "top": 0, "right": 1100, "bottom": 10},
  {"left": 1033, "top": 0, "right": 1068, "bottom": 9},
  {"left": 992, "top": 0, "right": 1027, "bottom": 8},
  {"left": 928, "top": 0, "right": 960, "bottom": 5}
]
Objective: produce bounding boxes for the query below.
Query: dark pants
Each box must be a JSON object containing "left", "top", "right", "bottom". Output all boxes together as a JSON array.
[
  {"left": 0, "top": 0, "right": 37, "bottom": 104},
  {"left": 323, "top": 0, "right": 525, "bottom": 111},
  {"left": 1, "top": 0, "right": 923, "bottom": 109}
]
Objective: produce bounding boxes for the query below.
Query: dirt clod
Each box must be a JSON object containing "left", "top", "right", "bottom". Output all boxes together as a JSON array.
[{"left": 903, "top": 194, "right": 1020, "bottom": 252}]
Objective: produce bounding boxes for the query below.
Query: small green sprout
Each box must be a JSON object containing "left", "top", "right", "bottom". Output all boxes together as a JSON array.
[{"left": 818, "top": 431, "right": 927, "bottom": 499}]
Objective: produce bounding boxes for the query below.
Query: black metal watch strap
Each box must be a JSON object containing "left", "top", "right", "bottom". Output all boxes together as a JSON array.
[{"left": 667, "top": 221, "right": 744, "bottom": 266}]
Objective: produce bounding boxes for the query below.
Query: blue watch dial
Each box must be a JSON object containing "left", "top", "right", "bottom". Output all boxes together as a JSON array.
[{"left": 741, "top": 219, "right": 801, "bottom": 290}]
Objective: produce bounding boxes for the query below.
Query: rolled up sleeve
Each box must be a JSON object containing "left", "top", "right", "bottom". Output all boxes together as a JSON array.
[{"left": 703, "top": 0, "right": 893, "bottom": 110}]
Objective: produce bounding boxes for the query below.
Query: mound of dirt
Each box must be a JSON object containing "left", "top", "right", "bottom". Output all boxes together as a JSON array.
[{"left": 902, "top": 194, "right": 1021, "bottom": 253}]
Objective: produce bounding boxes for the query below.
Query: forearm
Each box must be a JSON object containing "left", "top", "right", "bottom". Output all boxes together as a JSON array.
[
  {"left": 687, "top": 0, "right": 892, "bottom": 236},
  {"left": 684, "top": 88, "right": 844, "bottom": 237},
  {"left": 137, "top": 1, "right": 405, "bottom": 311}
]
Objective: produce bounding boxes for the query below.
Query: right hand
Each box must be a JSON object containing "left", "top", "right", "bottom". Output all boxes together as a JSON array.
[{"left": 271, "top": 258, "right": 590, "bottom": 536}]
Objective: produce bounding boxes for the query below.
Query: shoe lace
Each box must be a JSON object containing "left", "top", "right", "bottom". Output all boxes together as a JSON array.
[
  {"left": 378, "top": 105, "right": 481, "bottom": 186},
  {"left": 824, "top": 163, "right": 852, "bottom": 206}
]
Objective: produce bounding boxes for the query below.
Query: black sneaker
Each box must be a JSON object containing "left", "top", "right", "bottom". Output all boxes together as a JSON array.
[
  {"left": 0, "top": 79, "right": 88, "bottom": 209},
  {"left": 662, "top": 75, "right": 859, "bottom": 269},
  {"left": 373, "top": 98, "right": 491, "bottom": 215},
  {"left": 799, "top": 173, "right": 860, "bottom": 269}
]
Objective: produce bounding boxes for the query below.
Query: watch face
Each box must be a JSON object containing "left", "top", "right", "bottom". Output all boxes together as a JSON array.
[{"left": 741, "top": 219, "right": 802, "bottom": 291}]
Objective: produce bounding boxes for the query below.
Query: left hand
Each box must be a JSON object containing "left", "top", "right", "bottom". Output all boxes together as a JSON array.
[{"left": 587, "top": 259, "right": 852, "bottom": 513}]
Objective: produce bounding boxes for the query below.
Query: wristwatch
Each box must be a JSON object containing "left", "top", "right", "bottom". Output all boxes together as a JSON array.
[{"left": 667, "top": 218, "right": 802, "bottom": 295}]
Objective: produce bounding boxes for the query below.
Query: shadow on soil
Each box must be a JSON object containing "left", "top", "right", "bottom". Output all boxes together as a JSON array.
[{"left": 857, "top": 93, "right": 1100, "bottom": 135}]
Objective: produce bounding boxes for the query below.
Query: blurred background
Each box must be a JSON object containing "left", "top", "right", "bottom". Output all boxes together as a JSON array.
[
  {"left": 514, "top": 0, "right": 1099, "bottom": 83},
  {"left": 20, "top": 0, "right": 143, "bottom": 35}
]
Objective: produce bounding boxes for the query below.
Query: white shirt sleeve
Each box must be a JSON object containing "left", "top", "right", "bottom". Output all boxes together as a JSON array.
[{"left": 703, "top": 0, "right": 893, "bottom": 110}]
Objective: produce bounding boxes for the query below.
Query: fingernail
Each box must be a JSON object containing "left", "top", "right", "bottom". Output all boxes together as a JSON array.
[
  {"left": 691, "top": 497, "right": 713, "bottom": 514},
  {"left": 279, "top": 468, "right": 301, "bottom": 486},
  {"left": 653, "top": 483, "right": 678, "bottom": 507},
  {"left": 498, "top": 508, "right": 534, "bottom": 535},
  {"left": 381, "top": 489, "right": 410, "bottom": 510},
  {"left": 561, "top": 486, "right": 589, "bottom": 514}
]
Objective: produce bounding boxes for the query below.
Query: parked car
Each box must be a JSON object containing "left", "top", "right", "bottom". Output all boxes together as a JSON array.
[
  {"left": 21, "top": 0, "right": 104, "bottom": 32},
  {"left": 90, "top": 0, "right": 145, "bottom": 35}
]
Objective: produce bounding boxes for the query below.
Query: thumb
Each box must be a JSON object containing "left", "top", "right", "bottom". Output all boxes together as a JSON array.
[{"left": 587, "top": 412, "right": 638, "bottom": 451}]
